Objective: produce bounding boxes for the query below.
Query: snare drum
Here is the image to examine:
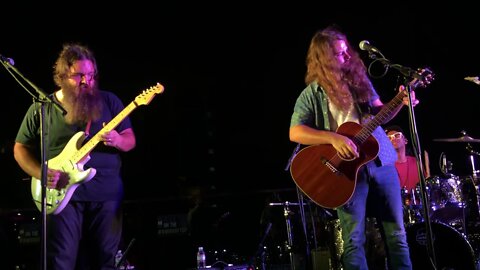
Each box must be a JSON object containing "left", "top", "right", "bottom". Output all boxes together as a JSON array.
[{"left": 407, "top": 221, "right": 476, "bottom": 270}]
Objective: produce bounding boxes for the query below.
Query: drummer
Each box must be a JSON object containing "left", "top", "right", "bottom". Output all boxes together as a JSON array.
[{"left": 384, "top": 125, "right": 431, "bottom": 190}]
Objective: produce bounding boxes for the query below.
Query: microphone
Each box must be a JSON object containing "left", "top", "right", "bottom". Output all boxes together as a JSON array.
[
  {"left": 465, "top": 76, "right": 480, "bottom": 85},
  {"left": 359, "top": 40, "right": 382, "bottom": 54},
  {"left": 0, "top": 54, "right": 15, "bottom": 66}
]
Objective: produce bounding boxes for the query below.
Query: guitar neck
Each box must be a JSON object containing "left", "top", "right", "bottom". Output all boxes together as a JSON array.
[
  {"left": 354, "top": 90, "right": 406, "bottom": 145},
  {"left": 71, "top": 101, "right": 138, "bottom": 163}
]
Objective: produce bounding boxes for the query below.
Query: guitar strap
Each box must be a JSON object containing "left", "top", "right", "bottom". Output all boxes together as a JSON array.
[
  {"left": 85, "top": 120, "right": 92, "bottom": 137},
  {"left": 350, "top": 89, "right": 378, "bottom": 124},
  {"left": 285, "top": 143, "right": 301, "bottom": 171},
  {"left": 350, "top": 89, "right": 364, "bottom": 119}
]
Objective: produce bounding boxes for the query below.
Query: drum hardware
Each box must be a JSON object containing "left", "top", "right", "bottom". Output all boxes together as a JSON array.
[
  {"left": 267, "top": 201, "right": 308, "bottom": 270},
  {"left": 115, "top": 238, "right": 136, "bottom": 270},
  {"left": 465, "top": 144, "right": 480, "bottom": 229},
  {"left": 439, "top": 152, "right": 453, "bottom": 175},
  {"left": 433, "top": 130, "right": 480, "bottom": 143},
  {"left": 467, "top": 144, "right": 480, "bottom": 178},
  {"left": 402, "top": 187, "right": 424, "bottom": 225},
  {"left": 248, "top": 222, "right": 272, "bottom": 270}
]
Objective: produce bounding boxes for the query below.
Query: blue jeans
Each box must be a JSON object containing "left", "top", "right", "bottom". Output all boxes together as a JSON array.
[{"left": 337, "top": 161, "right": 412, "bottom": 270}]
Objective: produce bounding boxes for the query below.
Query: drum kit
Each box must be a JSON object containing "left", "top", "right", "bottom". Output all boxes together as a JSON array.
[
  {"left": 401, "top": 131, "right": 480, "bottom": 269},
  {"left": 277, "top": 132, "right": 480, "bottom": 269}
]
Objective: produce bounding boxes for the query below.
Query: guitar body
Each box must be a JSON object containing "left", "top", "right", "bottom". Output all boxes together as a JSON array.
[
  {"left": 290, "top": 122, "right": 379, "bottom": 209},
  {"left": 31, "top": 131, "right": 96, "bottom": 215}
]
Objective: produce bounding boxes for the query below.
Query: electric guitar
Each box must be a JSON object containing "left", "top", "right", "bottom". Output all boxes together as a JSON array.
[
  {"left": 31, "top": 83, "right": 165, "bottom": 215},
  {"left": 290, "top": 70, "right": 433, "bottom": 209}
]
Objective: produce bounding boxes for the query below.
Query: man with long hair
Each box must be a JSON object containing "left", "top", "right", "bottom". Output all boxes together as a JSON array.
[
  {"left": 13, "top": 43, "right": 136, "bottom": 269},
  {"left": 289, "top": 25, "right": 417, "bottom": 269}
]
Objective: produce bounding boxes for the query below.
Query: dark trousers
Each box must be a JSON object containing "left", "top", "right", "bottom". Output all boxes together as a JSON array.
[{"left": 47, "top": 200, "right": 123, "bottom": 270}]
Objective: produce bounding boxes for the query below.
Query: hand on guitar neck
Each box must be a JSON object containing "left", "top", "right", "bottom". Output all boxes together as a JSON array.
[
  {"left": 400, "top": 67, "right": 434, "bottom": 106},
  {"left": 465, "top": 76, "right": 480, "bottom": 85}
]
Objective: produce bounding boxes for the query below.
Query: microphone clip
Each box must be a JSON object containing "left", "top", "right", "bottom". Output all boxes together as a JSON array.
[
  {"left": 367, "top": 51, "right": 379, "bottom": 60},
  {"left": 0, "top": 54, "right": 15, "bottom": 66}
]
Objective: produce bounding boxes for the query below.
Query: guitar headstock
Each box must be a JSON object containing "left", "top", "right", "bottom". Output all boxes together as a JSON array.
[
  {"left": 410, "top": 67, "right": 435, "bottom": 89},
  {"left": 135, "top": 83, "right": 165, "bottom": 106},
  {"left": 465, "top": 76, "right": 480, "bottom": 85}
]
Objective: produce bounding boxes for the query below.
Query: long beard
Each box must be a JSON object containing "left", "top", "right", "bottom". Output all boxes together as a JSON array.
[{"left": 63, "top": 83, "right": 103, "bottom": 125}]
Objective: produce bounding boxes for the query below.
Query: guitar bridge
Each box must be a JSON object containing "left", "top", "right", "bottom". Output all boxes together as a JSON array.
[{"left": 322, "top": 158, "right": 340, "bottom": 175}]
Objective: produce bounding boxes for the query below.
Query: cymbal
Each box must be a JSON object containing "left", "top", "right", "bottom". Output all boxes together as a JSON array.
[{"left": 433, "top": 135, "right": 480, "bottom": 143}]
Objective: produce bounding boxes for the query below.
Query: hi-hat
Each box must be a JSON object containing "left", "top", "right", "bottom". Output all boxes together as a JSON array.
[{"left": 433, "top": 135, "right": 480, "bottom": 143}]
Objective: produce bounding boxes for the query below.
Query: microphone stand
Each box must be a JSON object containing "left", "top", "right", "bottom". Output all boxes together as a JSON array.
[
  {"left": 116, "top": 238, "right": 136, "bottom": 269},
  {"left": 284, "top": 145, "right": 311, "bottom": 270},
  {"left": 403, "top": 80, "right": 437, "bottom": 269},
  {"left": 1, "top": 57, "right": 65, "bottom": 270},
  {"left": 366, "top": 53, "right": 437, "bottom": 269},
  {"left": 247, "top": 223, "right": 272, "bottom": 270}
]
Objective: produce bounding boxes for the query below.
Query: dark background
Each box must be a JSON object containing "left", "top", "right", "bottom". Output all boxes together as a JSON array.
[{"left": 1, "top": 3, "right": 480, "bottom": 269}]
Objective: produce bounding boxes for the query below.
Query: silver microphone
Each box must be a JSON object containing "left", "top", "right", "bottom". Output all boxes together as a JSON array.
[{"left": 359, "top": 40, "right": 382, "bottom": 54}]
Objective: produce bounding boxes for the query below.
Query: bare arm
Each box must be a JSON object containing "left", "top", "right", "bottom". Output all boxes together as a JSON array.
[
  {"left": 13, "top": 142, "right": 42, "bottom": 179},
  {"left": 14, "top": 142, "right": 64, "bottom": 188},
  {"left": 289, "top": 124, "right": 359, "bottom": 159}
]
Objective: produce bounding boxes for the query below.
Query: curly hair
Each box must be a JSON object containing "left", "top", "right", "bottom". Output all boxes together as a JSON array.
[{"left": 305, "top": 25, "right": 374, "bottom": 110}]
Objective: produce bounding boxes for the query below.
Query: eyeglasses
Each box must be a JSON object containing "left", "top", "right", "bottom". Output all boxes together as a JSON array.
[
  {"left": 387, "top": 132, "right": 404, "bottom": 140},
  {"left": 68, "top": 72, "right": 96, "bottom": 81}
]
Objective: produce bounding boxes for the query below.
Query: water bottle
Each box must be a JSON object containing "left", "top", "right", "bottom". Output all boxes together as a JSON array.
[{"left": 196, "top": 246, "right": 206, "bottom": 269}]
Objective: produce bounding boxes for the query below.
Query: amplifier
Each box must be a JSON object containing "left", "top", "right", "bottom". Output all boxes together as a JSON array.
[{"left": 156, "top": 213, "right": 188, "bottom": 237}]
